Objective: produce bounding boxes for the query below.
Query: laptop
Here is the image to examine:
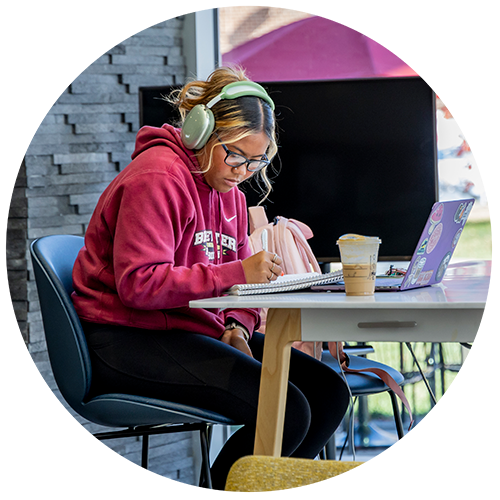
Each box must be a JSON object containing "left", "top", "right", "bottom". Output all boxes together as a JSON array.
[{"left": 313, "top": 198, "right": 475, "bottom": 292}]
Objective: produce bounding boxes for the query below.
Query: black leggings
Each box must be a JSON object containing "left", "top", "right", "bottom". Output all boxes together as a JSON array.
[{"left": 83, "top": 322, "right": 350, "bottom": 489}]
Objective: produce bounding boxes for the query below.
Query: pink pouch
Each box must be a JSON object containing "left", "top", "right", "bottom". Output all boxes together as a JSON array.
[{"left": 248, "top": 206, "right": 413, "bottom": 426}]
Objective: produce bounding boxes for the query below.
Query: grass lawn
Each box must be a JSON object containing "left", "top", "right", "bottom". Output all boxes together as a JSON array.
[{"left": 451, "top": 219, "right": 492, "bottom": 262}]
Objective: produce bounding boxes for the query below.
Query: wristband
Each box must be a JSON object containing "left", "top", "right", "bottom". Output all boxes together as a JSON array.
[{"left": 225, "top": 321, "right": 250, "bottom": 342}]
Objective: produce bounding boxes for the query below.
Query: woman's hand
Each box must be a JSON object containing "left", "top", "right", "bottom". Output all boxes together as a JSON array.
[
  {"left": 241, "top": 251, "right": 283, "bottom": 284},
  {"left": 220, "top": 327, "right": 253, "bottom": 358}
]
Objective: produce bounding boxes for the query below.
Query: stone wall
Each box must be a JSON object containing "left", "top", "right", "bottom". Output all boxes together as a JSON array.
[
  {"left": 5, "top": 6, "right": 31, "bottom": 491},
  {"left": 5, "top": 5, "right": 201, "bottom": 492}
]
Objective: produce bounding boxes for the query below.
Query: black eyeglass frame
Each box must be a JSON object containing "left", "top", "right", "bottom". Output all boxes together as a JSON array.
[{"left": 215, "top": 133, "right": 270, "bottom": 173}]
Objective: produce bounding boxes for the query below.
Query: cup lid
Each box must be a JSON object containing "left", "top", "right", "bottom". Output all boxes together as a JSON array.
[{"left": 336, "top": 233, "right": 382, "bottom": 244}]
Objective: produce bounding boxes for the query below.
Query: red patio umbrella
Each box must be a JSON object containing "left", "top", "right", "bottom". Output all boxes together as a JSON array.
[{"left": 222, "top": 16, "right": 418, "bottom": 81}]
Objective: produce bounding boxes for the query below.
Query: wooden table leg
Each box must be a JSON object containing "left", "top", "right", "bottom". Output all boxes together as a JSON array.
[{"left": 253, "top": 308, "right": 301, "bottom": 456}]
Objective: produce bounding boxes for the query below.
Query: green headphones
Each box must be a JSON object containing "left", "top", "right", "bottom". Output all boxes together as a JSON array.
[{"left": 181, "top": 80, "right": 275, "bottom": 150}]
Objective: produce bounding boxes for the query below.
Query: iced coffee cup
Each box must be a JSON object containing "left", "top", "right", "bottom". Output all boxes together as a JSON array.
[{"left": 337, "top": 234, "right": 381, "bottom": 296}]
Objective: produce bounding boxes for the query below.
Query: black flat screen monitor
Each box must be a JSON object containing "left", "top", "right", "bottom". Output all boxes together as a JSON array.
[{"left": 139, "top": 76, "right": 437, "bottom": 262}]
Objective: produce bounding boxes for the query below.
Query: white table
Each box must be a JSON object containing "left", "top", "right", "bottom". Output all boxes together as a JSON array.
[{"left": 189, "top": 260, "right": 490, "bottom": 456}]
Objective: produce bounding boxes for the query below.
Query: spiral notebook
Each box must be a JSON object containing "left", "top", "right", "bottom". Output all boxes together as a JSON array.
[{"left": 225, "top": 270, "right": 343, "bottom": 296}]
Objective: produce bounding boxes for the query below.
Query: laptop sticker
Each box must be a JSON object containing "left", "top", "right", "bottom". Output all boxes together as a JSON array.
[
  {"left": 426, "top": 222, "right": 443, "bottom": 254},
  {"left": 452, "top": 228, "right": 463, "bottom": 248},
  {"left": 454, "top": 201, "right": 473, "bottom": 225},
  {"left": 417, "top": 238, "right": 428, "bottom": 255},
  {"left": 428, "top": 203, "right": 444, "bottom": 234},
  {"left": 416, "top": 269, "right": 434, "bottom": 286},
  {"left": 436, "top": 251, "right": 452, "bottom": 281}
]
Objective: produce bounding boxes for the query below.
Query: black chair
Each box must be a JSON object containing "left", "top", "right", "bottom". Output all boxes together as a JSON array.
[
  {"left": 321, "top": 348, "right": 405, "bottom": 458},
  {"left": 30, "top": 234, "right": 236, "bottom": 488}
]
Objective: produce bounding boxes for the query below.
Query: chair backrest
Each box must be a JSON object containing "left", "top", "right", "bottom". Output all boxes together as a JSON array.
[{"left": 30, "top": 235, "right": 91, "bottom": 411}]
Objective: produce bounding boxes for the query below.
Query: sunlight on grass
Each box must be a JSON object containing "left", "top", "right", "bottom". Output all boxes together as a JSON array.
[{"left": 452, "top": 219, "right": 492, "bottom": 262}]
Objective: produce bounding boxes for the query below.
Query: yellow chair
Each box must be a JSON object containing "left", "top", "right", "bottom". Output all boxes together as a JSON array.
[{"left": 225, "top": 456, "right": 493, "bottom": 493}]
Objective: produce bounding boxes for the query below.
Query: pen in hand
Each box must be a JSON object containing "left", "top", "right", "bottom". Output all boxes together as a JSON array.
[
  {"left": 261, "top": 229, "right": 268, "bottom": 252},
  {"left": 260, "top": 229, "right": 284, "bottom": 276}
]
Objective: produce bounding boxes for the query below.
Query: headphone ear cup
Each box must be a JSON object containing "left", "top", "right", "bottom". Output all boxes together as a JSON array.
[{"left": 181, "top": 105, "right": 215, "bottom": 149}]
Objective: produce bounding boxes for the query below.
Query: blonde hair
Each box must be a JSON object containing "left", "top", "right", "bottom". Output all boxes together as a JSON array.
[{"left": 166, "top": 66, "right": 277, "bottom": 202}]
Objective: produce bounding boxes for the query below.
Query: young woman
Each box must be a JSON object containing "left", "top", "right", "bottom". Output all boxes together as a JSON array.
[{"left": 71, "top": 66, "right": 349, "bottom": 489}]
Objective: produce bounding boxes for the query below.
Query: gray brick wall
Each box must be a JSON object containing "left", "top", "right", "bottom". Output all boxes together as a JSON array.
[
  {"left": 5, "top": 5, "right": 202, "bottom": 492},
  {"left": 5, "top": 6, "right": 31, "bottom": 492}
]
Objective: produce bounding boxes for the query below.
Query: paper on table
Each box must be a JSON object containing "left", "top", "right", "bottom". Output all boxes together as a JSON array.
[{"left": 225, "top": 270, "right": 343, "bottom": 296}]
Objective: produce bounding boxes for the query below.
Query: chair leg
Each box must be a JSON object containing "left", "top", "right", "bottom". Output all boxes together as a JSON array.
[
  {"left": 141, "top": 434, "right": 149, "bottom": 469},
  {"left": 326, "top": 433, "right": 337, "bottom": 460},
  {"left": 199, "top": 425, "right": 212, "bottom": 489},
  {"left": 389, "top": 390, "right": 404, "bottom": 440},
  {"left": 439, "top": 343, "right": 446, "bottom": 394},
  {"left": 405, "top": 342, "right": 438, "bottom": 405},
  {"left": 96, "top": 424, "right": 219, "bottom": 477}
]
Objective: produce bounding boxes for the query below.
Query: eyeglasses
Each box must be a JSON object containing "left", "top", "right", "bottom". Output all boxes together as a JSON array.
[{"left": 215, "top": 133, "right": 270, "bottom": 173}]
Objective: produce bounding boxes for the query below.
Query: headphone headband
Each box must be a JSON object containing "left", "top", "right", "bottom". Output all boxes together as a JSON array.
[
  {"left": 181, "top": 80, "right": 274, "bottom": 150},
  {"left": 206, "top": 81, "right": 275, "bottom": 110}
]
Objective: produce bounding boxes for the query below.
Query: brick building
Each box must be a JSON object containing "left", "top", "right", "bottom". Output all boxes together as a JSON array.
[
  {"left": 218, "top": 6, "right": 311, "bottom": 54},
  {"left": 219, "top": 5, "right": 493, "bottom": 54}
]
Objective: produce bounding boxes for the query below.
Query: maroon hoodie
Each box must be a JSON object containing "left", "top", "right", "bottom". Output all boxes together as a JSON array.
[{"left": 71, "top": 124, "right": 260, "bottom": 339}]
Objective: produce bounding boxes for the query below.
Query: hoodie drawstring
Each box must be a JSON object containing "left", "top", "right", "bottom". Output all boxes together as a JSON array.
[{"left": 208, "top": 190, "right": 224, "bottom": 265}]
